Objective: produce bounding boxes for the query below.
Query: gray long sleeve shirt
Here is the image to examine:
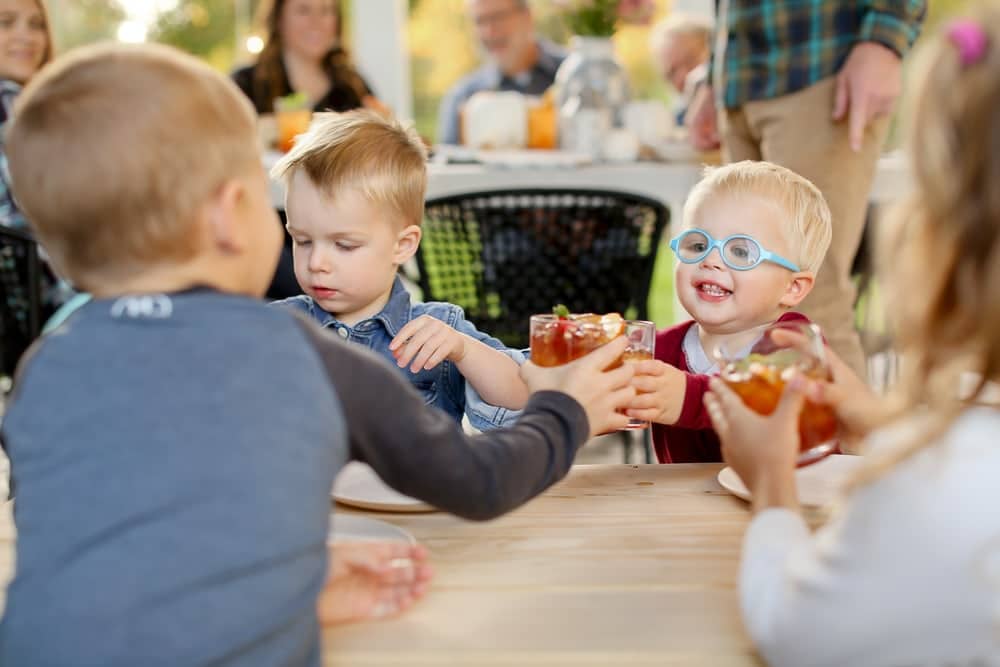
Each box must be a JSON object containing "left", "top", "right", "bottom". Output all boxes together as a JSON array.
[{"left": 0, "top": 288, "right": 588, "bottom": 666}]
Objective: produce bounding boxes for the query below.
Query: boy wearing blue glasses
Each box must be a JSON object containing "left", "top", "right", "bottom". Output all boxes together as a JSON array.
[{"left": 626, "top": 161, "right": 833, "bottom": 463}]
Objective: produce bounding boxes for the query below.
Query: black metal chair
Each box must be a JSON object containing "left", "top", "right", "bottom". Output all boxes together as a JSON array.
[
  {"left": 416, "top": 189, "right": 670, "bottom": 463},
  {"left": 0, "top": 225, "right": 41, "bottom": 386},
  {"left": 418, "top": 189, "right": 669, "bottom": 348}
]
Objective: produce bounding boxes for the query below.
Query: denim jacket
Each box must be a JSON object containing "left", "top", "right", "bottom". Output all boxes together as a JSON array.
[{"left": 273, "top": 277, "right": 523, "bottom": 431}]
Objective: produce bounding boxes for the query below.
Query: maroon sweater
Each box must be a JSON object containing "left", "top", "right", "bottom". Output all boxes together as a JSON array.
[{"left": 651, "top": 311, "right": 810, "bottom": 463}]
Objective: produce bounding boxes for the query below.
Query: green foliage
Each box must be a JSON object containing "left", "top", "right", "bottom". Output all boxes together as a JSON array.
[
  {"left": 561, "top": 0, "right": 619, "bottom": 38},
  {"left": 47, "top": 0, "right": 126, "bottom": 51},
  {"left": 150, "top": 0, "right": 240, "bottom": 70}
]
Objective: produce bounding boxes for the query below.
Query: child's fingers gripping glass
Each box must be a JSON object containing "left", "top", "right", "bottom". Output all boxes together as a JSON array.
[
  {"left": 631, "top": 359, "right": 665, "bottom": 377},
  {"left": 626, "top": 390, "right": 661, "bottom": 411},
  {"left": 630, "top": 374, "right": 662, "bottom": 394}
]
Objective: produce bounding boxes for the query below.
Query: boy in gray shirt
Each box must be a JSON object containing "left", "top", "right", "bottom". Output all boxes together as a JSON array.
[{"left": 0, "top": 43, "right": 635, "bottom": 666}]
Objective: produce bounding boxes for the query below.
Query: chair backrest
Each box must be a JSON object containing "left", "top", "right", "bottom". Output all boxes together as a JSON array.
[
  {"left": 0, "top": 225, "right": 41, "bottom": 381},
  {"left": 417, "top": 189, "right": 669, "bottom": 349}
]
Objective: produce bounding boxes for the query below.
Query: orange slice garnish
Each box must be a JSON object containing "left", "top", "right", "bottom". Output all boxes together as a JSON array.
[
  {"left": 575, "top": 312, "right": 625, "bottom": 342},
  {"left": 598, "top": 313, "right": 625, "bottom": 341}
]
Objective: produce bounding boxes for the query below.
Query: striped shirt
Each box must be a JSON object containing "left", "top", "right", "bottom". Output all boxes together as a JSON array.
[{"left": 715, "top": 0, "right": 926, "bottom": 109}]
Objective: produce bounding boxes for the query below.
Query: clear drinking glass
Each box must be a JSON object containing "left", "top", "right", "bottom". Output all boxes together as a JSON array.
[
  {"left": 716, "top": 321, "right": 838, "bottom": 466},
  {"left": 529, "top": 313, "right": 655, "bottom": 430},
  {"left": 621, "top": 320, "right": 655, "bottom": 430}
]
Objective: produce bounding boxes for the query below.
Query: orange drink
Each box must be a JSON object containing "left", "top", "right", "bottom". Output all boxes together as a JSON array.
[
  {"left": 275, "top": 93, "right": 312, "bottom": 153},
  {"left": 530, "top": 310, "right": 655, "bottom": 430},
  {"left": 718, "top": 322, "right": 838, "bottom": 466}
]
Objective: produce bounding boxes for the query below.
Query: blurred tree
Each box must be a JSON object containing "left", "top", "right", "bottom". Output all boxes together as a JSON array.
[
  {"left": 151, "top": 0, "right": 240, "bottom": 70},
  {"left": 47, "top": 0, "right": 126, "bottom": 52}
]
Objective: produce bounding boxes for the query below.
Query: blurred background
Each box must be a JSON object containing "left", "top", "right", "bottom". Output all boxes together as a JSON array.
[{"left": 48, "top": 0, "right": 972, "bottom": 145}]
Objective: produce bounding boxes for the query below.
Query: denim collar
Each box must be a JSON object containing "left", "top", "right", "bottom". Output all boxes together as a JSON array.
[
  {"left": 305, "top": 275, "right": 412, "bottom": 337},
  {"left": 483, "top": 38, "right": 564, "bottom": 89}
]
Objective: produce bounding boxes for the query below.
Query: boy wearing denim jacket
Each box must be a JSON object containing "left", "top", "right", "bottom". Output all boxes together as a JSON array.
[{"left": 272, "top": 111, "right": 527, "bottom": 430}]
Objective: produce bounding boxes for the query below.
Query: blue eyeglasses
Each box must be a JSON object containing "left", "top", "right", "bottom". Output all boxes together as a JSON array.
[{"left": 669, "top": 228, "right": 800, "bottom": 272}]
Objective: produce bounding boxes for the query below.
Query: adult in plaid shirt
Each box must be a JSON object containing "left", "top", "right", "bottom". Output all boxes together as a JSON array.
[{"left": 687, "top": 0, "right": 926, "bottom": 378}]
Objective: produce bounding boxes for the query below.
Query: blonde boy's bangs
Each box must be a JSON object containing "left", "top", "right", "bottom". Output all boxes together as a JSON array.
[{"left": 272, "top": 110, "right": 428, "bottom": 226}]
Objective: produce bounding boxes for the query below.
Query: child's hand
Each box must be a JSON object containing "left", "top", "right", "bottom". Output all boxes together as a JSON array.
[
  {"left": 626, "top": 359, "right": 687, "bottom": 425},
  {"left": 520, "top": 336, "right": 635, "bottom": 437},
  {"left": 802, "top": 345, "right": 880, "bottom": 452},
  {"left": 318, "top": 541, "right": 433, "bottom": 625},
  {"left": 704, "top": 376, "right": 803, "bottom": 512},
  {"left": 390, "top": 315, "right": 468, "bottom": 372}
]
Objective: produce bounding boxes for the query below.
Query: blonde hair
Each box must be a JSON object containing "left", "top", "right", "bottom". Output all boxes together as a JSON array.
[
  {"left": 854, "top": 4, "right": 1000, "bottom": 486},
  {"left": 650, "top": 12, "right": 713, "bottom": 56},
  {"left": 682, "top": 161, "right": 832, "bottom": 274},
  {"left": 5, "top": 42, "right": 259, "bottom": 289},
  {"left": 271, "top": 109, "right": 428, "bottom": 226},
  {"left": 34, "top": 0, "right": 54, "bottom": 68}
]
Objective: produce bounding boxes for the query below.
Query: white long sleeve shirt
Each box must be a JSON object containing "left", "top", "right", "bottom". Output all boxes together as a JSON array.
[{"left": 740, "top": 407, "right": 1000, "bottom": 666}]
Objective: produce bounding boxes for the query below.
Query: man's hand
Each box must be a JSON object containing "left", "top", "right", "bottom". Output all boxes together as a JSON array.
[
  {"left": 832, "top": 42, "right": 902, "bottom": 152},
  {"left": 686, "top": 84, "right": 720, "bottom": 151}
]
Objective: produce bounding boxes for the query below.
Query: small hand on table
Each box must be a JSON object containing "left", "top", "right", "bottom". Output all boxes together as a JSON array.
[{"left": 318, "top": 541, "right": 433, "bottom": 625}]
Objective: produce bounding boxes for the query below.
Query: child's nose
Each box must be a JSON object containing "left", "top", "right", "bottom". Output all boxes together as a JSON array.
[
  {"left": 308, "top": 246, "right": 332, "bottom": 273},
  {"left": 700, "top": 248, "right": 725, "bottom": 270}
]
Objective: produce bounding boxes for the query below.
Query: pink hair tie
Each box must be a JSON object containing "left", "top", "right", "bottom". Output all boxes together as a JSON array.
[{"left": 947, "top": 19, "right": 989, "bottom": 68}]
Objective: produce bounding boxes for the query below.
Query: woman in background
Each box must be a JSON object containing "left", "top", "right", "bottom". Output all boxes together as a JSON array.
[
  {"left": 232, "top": 0, "right": 386, "bottom": 115},
  {"left": 0, "top": 0, "right": 52, "bottom": 229}
]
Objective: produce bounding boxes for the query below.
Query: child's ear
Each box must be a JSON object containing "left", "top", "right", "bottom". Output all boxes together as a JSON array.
[
  {"left": 393, "top": 224, "right": 422, "bottom": 265},
  {"left": 205, "top": 179, "right": 246, "bottom": 254},
  {"left": 779, "top": 271, "right": 815, "bottom": 309}
]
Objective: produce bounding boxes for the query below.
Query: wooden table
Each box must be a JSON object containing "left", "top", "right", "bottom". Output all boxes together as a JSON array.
[
  {"left": 0, "top": 463, "right": 767, "bottom": 666},
  {"left": 324, "top": 464, "right": 764, "bottom": 666}
]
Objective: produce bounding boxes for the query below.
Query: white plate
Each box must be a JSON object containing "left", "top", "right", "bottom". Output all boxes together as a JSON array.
[
  {"left": 328, "top": 514, "right": 416, "bottom": 545},
  {"left": 717, "top": 454, "right": 865, "bottom": 508},
  {"left": 332, "top": 462, "right": 434, "bottom": 513}
]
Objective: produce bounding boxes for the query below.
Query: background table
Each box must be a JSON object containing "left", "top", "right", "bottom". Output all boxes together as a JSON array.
[{"left": 268, "top": 151, "right": 910, "bottom": 216}]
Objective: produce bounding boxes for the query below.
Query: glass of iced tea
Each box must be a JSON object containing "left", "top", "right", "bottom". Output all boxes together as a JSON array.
[
  {"left": 274, "top": 94, "right": 312, "bottom": 153},
  {"left": 529, "top": 310, "right": 655, "bottom": 430},
  {"left": 621, "top": 320, "right": 655, "bottom": 429},
  {"left": 716, "top": 321, "right": 838, "bottom": 466}
]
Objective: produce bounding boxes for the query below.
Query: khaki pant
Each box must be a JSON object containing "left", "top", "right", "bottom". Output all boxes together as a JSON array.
[{"left": 719, "top": 77, "right": 889, "bottom": 379}]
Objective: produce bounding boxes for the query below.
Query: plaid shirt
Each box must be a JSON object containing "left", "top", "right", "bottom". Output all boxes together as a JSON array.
[{"left": 714, "top": 0, "right": 926, "bottom": 109}]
